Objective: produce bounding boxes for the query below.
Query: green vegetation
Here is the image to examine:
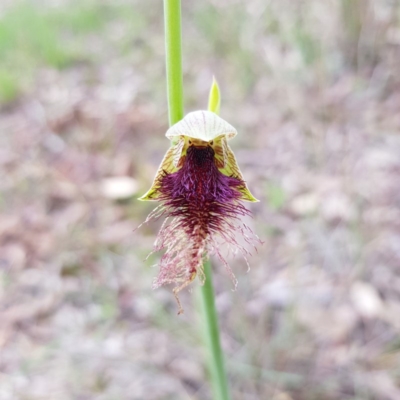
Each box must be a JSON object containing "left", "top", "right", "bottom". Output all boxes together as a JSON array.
[
  {"left": 0, "top": 1, "right": 123, "bottom": 104},
  {"left": 266, "top": 182, "right": 286, "bottom": 211},
  {"left": 0, "top": 69, "right": 20, "bottom": 103}
]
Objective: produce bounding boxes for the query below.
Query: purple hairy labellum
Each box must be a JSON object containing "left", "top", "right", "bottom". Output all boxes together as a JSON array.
[{"left": 139, "top": 110, "right": 259, "bottom": 314}]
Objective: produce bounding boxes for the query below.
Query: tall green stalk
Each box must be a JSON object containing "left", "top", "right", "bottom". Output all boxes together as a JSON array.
[
  {"left": 199, "top": 261, "right": 231, "bottom": 400},
  {"left": 163, "top": 0, "right": 184, "bottom": 125},
  {"left": 163, "top": 2, "right": 230, "bottom": 399}
]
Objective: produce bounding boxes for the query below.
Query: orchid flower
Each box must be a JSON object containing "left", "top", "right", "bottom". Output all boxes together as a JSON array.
[{"left": 139, "top": 110, "right": 258, "bottom": 314}]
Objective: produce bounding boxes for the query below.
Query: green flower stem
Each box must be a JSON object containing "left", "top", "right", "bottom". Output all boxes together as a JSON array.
[
  {"left": 199, "top": 260, "right": 231, "bottom": 400},
  {"left": 201, "top": 77, "right": 231, "bottom": 400},
  {"left": 163, "top": 0, "right": 184, "bottom": 126},
  {"left": 163, "top": 2, "right": 230, "bottom": 399}
]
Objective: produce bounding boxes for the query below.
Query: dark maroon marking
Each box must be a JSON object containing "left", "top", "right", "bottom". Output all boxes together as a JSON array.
[{"left": 159, "top": 145, "right": 250, "bottom": 238}]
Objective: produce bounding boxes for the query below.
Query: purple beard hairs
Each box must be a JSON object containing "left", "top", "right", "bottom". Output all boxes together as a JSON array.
[{"left": 147, "top": 144, "right": 255, "bottom": 313}]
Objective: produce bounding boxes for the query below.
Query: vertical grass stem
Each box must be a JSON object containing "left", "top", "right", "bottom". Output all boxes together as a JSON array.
[
  {"left": 199, "top": 260, "right": 231, "bottom": 400},
  {"left": 164, "top": 0, "right": 184, "bottom": 125}
]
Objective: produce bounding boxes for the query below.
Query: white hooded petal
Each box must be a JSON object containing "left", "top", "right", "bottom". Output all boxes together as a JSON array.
[{"left": 165, "top": 110, "right": 237, "bottom": 141}]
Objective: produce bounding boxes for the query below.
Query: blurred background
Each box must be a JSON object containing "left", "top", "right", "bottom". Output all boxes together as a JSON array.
[{"left": 0, "top": 0, "right": 400, "bottom": 399}]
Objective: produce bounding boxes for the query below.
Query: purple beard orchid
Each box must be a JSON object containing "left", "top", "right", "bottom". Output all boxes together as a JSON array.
[{"left": 139, "top": 110, "right": 259, "bottom": 314}]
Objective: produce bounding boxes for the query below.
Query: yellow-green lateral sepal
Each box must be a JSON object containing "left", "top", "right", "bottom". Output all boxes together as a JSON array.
[
  {"left": 218, "top": 139, "right": 259, "bottom": 202},
  {"left": 238, "top": 186, "right": 259, "bottom": 202},
  {"left": 138, "top": 137, "right": 185, "bottom": 201}
]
